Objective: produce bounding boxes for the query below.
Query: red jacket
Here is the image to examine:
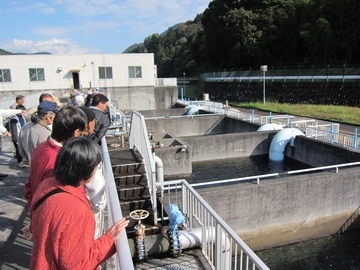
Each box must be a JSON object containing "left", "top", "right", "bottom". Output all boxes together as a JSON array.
[
  {"left": 24, "top": 137, "right": 61, "bottom": 208},
  {"left": 30, "top": 177, "right": 115, "bottom": 269}
]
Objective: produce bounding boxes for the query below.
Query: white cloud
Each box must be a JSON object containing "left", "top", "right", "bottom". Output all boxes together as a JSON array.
[
  {"left": 0, "top": 38, "right": 96, "bottom": 54},
  {"left": 36, "top": 2, "right": 56, "bottom": 14},
  {"left": 32, "top": 26, "right": 69, "bottom": 37}
]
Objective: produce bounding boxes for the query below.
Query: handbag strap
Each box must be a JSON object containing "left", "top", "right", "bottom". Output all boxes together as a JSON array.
[{"left": 33, "top": 188, "right": 66, "bottom": 212}]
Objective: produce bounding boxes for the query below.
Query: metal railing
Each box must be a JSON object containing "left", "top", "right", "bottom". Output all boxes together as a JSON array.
[
  {"left": 306, "top": 126, "right": 359, "bottom": 150},
  {"left": 157, "top": 179, "right": 270, "bottom": 270},
  {"left": 128, "top": 110, "right": 158, "bottom": 225},
  {"left": 178, "top": 99, "right": 359, "bottom": 151},
  {"left": 190, "top": 161, "right": 360, "bottom": 188},
  {"left": 101, "top": 137, "right": 134, "bottom": 270}
]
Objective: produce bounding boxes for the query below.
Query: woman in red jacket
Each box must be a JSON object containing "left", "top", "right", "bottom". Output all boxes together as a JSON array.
[{"left": 30, "top": 137, "right": 129, "bottom": 269}]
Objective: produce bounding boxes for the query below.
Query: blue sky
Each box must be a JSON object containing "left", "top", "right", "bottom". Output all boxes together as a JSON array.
[{"left": 1, "top": 0, "right": 210, "bottom": 54}]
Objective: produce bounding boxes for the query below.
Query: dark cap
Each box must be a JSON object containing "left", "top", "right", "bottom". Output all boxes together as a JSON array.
[
  {"left": 37, "top": 101, "right": 58, "bottom": 113},
  {"left": 78, "top": 106, "right": 95, "bottom": 122}
]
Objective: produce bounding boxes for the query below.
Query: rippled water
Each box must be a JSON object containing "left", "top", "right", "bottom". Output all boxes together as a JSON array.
[
  {"left": 183, "top": 154, "right": 310, "bottom": 184},
  {"left": 256, "top": 229, "right": 360, "bottom": 270},
  {"left": 172, "top": 155, "right": 359, "bottom": 269}
]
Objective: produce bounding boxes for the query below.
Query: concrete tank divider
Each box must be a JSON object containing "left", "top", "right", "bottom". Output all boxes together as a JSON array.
[
  {"left": 194, "top": 167, "right": 360, "bottom": 251},
  {"left": 182, "top": 132, "right": 276, "bottom": 162},
  {"left": 152, "top": 131, "right": 276, "bottom": 177},
  {"left": 285, "top": 136, "right": 360, "bottom": 166},
  {"left": 145, "top": 115, "right": 260, "bottom": 138}
]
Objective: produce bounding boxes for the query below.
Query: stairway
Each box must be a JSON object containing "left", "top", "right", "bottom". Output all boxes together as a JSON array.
[{"left": 108, "top": 148, "right": 162, "bottom": 238}]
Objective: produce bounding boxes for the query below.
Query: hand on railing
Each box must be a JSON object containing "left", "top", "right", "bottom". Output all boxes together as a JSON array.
[{"left": 105, "top": 218, "right": 130, "bottom": 241}]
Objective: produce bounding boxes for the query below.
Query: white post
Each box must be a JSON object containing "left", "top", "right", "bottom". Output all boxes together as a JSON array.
[
  {"left": 260, "top": 65, "right": 267, "bottom": 105},
  {"left": 183, "top": 72, "right": 186, "bottom": 97}
]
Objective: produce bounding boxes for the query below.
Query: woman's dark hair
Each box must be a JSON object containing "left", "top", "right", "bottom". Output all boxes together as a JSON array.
[
  {"left": 51, "top": 106, "right": 87, "bottom": 143},
  {"left": 54, "top": 137, "right": 102, "bottom": 186},
  {"left": 31, "top": 110, "right": 54, "bottom": 124},
  {"left": 91, "top": 93, "right": 109, "bottom": 106}
]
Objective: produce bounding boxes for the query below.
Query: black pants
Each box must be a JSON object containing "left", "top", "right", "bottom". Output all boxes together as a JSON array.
[{"left": 12, "top": 140, "right": 22, "bottom": 163}]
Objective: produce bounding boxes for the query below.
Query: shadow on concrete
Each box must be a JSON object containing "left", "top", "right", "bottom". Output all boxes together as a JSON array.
[
  {"left": 0, "top": 205, "right": 32, "bottom": 270},
  {"left": 338, "top": 206, "right": 360, "bottom": 233}
]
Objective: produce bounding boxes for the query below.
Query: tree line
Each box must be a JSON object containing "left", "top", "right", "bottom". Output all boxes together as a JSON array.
[{"left": 127, "top": 0, "right": 360, "bottom": 78}]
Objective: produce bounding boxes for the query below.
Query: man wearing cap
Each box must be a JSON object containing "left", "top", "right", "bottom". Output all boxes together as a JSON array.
[
  {"left": 19, "top": 101, "right": 58, "bottom": 164},
  {"left": 24, "top": 106, "right": 87, "bottom": 208}
]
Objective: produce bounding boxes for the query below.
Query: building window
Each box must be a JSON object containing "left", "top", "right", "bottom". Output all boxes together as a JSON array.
[
  {"left": 0, "top": 69, "right": 11, "bottom": 82},
  {"left": 129, "top": 66, "right": 142, "bottom": 78},
  {"left": 29, "top": 68, "right": 45, "bottom": 81},
  {"left": 99, "top": 67, "right": 113, "bottom": 79}
]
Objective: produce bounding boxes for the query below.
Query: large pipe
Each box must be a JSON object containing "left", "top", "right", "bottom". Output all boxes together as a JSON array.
[
  {"left": 185, "top": 104, "right": 200, "bottom": 115},
  {"left": 128, "top": 227, "right": 209, "bottom": 257},
  {"left": 269, "top": 128, "right": 305, "bottom": 161},
  {"left": 257, "top": 123, "right": 283, "bottom": 131},
  {"left": 128, "top": 227, "right": 232, "bottom": 267}
]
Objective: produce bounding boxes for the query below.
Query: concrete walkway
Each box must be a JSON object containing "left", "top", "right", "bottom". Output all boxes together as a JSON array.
[{"left": 0, "top": 136, "right": 32, "bottom": 270}]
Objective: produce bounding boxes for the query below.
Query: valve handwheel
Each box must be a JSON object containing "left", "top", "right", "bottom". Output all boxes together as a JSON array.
[{"left": 129, "top": 209, "right": 149, "bottom": 221}]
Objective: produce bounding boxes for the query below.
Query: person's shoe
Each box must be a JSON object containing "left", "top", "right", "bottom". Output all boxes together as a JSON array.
[
  {"left": 0, "top": 173, "right": 8, "bottom": 178},
  {"left": 18, "top": 162, "right": 25, "bottom": 168}
]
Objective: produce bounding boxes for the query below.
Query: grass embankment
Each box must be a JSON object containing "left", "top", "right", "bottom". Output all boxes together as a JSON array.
[{"left": 232, "top": 102, "right": 360, "bottom": 126}]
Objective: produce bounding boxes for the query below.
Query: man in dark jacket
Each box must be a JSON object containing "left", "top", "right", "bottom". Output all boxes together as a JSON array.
[{"left": 90, "top": 94, "right": 110, "bottom": 145}]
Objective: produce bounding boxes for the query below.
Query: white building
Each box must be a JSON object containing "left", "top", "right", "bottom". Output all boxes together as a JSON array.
[{"left": 0, "top": 53, "right": 177, "bottom": 110}]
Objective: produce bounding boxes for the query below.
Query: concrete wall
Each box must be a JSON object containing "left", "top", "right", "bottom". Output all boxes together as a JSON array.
[
  {"left": 146, "top": 115, "right": 224, "bottom": 136},
  {"left": 153, "top": 86, "right": 178, "bottom": 110},
  {"left": 195, "top": 167, "right": 360, "bottom": 251},
  {"left": 286, "top": 136, "right": 360, "bottom": 166},
  {"left": 182, "top": 132, "right": 274, "bottom": 162},
  {"left": 107, "top": 86, "right": 156, "bottom": 111},
  {"left": 141, "top": 108, "right": 188, "bottom": 118},
  {"left": 145, "top": 115, "right": 260, "bottom": 137}
]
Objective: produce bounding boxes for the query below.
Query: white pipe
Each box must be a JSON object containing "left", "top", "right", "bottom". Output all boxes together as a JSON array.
[
  {"left": 257, "top": 123, "right": 283, "bottom": 131},
  {"left": 269, "top": 128, "right": 305, "bottom": 161},
  {"left": 154, "top": 155, "right": 164, "bottom": 184}
]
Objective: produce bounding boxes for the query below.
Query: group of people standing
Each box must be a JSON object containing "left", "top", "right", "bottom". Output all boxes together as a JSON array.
[{"left": 1, "top": 90, "right": 129, "bottom": 269}]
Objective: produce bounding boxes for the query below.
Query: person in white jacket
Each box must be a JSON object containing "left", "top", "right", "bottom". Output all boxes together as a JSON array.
[
  {"left": 78, "top": 106, "right": 107, "bottom": 239},
  {"left": 0, "top": 108, "right": 23, "bottom": 178}
]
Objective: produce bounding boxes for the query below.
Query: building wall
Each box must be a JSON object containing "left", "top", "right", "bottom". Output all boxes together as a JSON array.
[{"left": 0, "top": 53, "right": 155, "bottom": 94}]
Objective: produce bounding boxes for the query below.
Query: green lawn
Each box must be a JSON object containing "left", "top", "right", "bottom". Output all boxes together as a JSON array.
[{"left": 232, "top": 102, "right": 360, "bottom": 126}]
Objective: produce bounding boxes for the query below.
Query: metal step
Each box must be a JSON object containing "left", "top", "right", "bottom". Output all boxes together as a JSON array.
[
  {"left": 114, "top": 173, "right": 147, "bottom": 186},
  {"left": 117, "top": 184, "right": 150, "bottom": 198},
  {"left": 113, "top": 163, "right": 145, "bottom": 175}
]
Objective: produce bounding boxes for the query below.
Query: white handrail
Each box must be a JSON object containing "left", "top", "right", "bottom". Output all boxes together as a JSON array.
[
  {"left": 101, "top": 137, "right": 134, "bottom": 270},
  {"left": 190, "top": 161, "right": 360, "bottom": 188},
  {"left": 128, "top": 110, "right": 158, "bottom": 225},
  {"left": 157, "top": 179, "right": 270, "bottom": 270}
]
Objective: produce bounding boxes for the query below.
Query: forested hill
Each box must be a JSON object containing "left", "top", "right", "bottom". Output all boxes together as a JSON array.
[
  {"left": 0, "top": 48, "right": 12, "bottom": 55},
  {"left": 128, "top": 0, "right": 360, "bottom": 78}
]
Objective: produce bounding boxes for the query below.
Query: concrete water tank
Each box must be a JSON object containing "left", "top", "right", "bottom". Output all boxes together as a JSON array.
[{"left": 203, "top": 93, "right": 210, "bottom": 101}]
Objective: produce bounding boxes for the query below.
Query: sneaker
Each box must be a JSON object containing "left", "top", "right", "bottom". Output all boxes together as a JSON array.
[{"left": 18, "top": 162, "right": 25, "bottom": 168}]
